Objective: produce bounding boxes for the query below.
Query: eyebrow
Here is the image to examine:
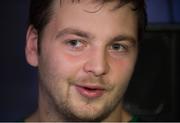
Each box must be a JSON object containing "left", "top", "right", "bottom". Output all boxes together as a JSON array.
[
  {"left": 55, "top": 28, "right": 94, "bottom": 39},
  {"left": 55, "top": 27, "right": 137, "bottom": 45},
  {"left": 111, "top": 35, "right": 137, "bottom": 46}
]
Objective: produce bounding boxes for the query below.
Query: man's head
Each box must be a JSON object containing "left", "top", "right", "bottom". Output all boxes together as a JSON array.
[{"left": 25, "top": 0, "right": 147, "bottom": 122}]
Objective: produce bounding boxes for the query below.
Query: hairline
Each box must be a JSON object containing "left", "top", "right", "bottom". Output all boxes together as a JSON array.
[{"left": 38, "top": 0, "right": 136, "bottom": 38}]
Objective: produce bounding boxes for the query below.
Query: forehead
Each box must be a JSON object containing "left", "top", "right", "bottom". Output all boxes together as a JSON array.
[
  {"left": 58, "top": 0, "right": 118, "bottom": 5},
  {"left": 47, "top": 0, "right": 138, "bottom": 41},
  {"left": 52, "top": 0, "right": 135, "bottom": 17},
  {"left": 56, "top": 0, "right": 133, "bottom": 11},
  {"left": 53, "top": 0, "right": 136, "bottom": 25}
]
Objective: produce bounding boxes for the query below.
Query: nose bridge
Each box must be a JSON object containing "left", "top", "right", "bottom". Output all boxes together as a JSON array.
[{"left": 84, "top": 47, "right": 110, "bottom": 76}]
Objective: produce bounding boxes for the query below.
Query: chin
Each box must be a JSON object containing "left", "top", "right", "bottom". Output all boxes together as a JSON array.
[
  {"left": 61, "top": 103, "right": 114, "bottom": 122},
  {"left": 64, "top": 112, "right": 108, "bottom": 122}
]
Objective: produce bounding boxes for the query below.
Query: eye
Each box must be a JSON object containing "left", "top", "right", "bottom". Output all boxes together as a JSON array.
[
  {"left": 67, "top": 40, "right": 82, "bottom": 47},
  {"left": 110, "top": 43, "right": 127, "bottom": 52},
  {"left": 65, "top": 39, "right": 87, "bottom": 51}
]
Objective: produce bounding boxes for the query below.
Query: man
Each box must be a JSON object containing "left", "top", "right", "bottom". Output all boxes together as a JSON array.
[{"left": 25, "top": 0, "right": 147, "bottom": 122}]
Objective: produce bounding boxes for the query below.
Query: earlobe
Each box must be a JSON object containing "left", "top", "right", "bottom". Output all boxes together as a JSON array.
[{"left": 25, "top": 25, "right": 39, "bottom": 67}]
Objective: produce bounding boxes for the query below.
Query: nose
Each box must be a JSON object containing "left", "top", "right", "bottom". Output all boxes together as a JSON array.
[{"left": 83, "top": 50, "right": 110, "bottom": 76}]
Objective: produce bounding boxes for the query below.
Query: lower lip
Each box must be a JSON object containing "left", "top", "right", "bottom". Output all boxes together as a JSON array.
[{"left": 75, "top": 86, "right": 104, "bottom": 99}]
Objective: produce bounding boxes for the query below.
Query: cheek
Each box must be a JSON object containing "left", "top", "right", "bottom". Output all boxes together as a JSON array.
[
  {"left": 108, "top": 58, "right": 136, "bottom": 98},
  {"left": 110, "top": 57, "right": 136, "bottom": 83},
  {"left": 40, "top": 49, "right": 85, "bottom": 77},
  {"left": 113, "top": 58, "right": 135, "bottom": 72}
]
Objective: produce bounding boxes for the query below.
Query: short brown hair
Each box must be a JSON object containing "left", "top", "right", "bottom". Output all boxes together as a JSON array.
[{"left": 29, "top": 0, "right": 147, "bottom": 41}]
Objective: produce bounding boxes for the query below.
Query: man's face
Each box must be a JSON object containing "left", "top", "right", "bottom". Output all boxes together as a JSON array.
[{"left": 26, "top": 0, "right": 138, "bottom": 121}]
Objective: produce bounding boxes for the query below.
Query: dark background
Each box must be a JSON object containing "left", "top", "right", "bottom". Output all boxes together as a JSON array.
[{"left": 0, "top": 0, "right": 179, "bottom": 121}]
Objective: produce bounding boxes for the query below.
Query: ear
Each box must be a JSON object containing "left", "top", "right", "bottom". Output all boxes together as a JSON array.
[{"left": 25, "top": 25, "right": 39, "bottom": 67}]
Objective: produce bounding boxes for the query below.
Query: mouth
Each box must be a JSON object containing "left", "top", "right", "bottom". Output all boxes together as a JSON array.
[{"left": 75, "top": 84, "right": 105, "bottom": 99}]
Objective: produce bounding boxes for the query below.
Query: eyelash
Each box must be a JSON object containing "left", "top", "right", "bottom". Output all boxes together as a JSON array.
[
  {"left": 110, "top": 43, "right": 129, "bottom": 52},
  {"left": 64, "top": 39, "right": 86, "bottom": 50}
]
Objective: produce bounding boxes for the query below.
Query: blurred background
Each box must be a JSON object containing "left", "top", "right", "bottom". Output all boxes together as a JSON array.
[{"left": 0, "top": 0, "right": 179, "bottom": 121}]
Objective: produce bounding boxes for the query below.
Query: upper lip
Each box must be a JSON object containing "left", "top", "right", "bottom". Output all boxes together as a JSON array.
[{"left": 75, "top": 84, "right": 105, "bottom": 90}]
